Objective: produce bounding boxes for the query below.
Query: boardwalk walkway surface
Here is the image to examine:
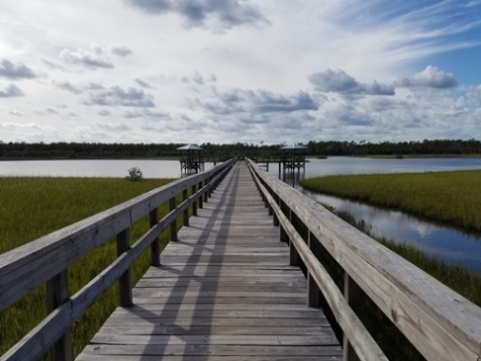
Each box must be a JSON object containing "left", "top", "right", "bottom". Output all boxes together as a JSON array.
[{"left": 77, "top": 162, "right": 342, "bottom": 361}]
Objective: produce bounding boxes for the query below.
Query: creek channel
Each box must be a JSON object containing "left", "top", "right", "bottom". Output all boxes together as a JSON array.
[{"left": 268, "top": 156, "right": 481, "bottom": 273}]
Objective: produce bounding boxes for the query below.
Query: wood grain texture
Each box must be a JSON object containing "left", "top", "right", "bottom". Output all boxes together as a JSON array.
[
  {"left": 77, "top": 162, "right": 342, "bottom": 361},
  {"left": 248, "top": 159, "right": 481, "bottom": 361},
  {"left": 0, "top": 160, "right": 234, "bottom": 314},
  {"left": 249, "top": 163, "right": 386, "bottom": 361},
  {"left": 0, "top": 161, "right": 234, "bottom": 360}
]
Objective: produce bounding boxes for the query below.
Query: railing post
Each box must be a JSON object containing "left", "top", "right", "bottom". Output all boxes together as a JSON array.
[
  {"left": 280, "top": 225, "right": 288, "bottom": 243},
  {"left": 182, "top": 189, "right": 189, "bottom": 226},
  {"left": 279, "top": 199, "right": 288, "bottom": 243},
  {"left": 192, "top": 183, "right": 198, "bottom": 215},
  {"left": 307, "top": 231, "right": 321, "bottom": 307},
  {"left": 117, "top": 228, "right": 133, "bottom": 307},
  {"left": 272, "top": 211, "right": 279, "bottom": 226},
  {"left": 149, "top": 208, "right": 160, "bottom": 267},
  {"left": 273, "top": 194, "right": 280, "bottom": 226},
  {"left": 209, "top": 172, "right": 215, "bottom": 196},
  {"left": 47, "top": 270, "right": 72, "bottom": 361},
  {"left": 198, "top": 181, "right": 204, "bottom": 209},
  {"left": 204, "top": 179, "right": 209, "bottom": 202},
  {"left": 343, "top": 273, "right": 362, "bottom": 361},
  {"left": 289, "top": 209, "right": 299, "bottom": 266},
  {"left": 169, "top": 196, "right": 178, "bottom": 242}
]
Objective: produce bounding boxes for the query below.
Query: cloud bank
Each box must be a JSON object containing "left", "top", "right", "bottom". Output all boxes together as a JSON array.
[{"left": 127, "top": 0, "right": 267, "bottom": 30}]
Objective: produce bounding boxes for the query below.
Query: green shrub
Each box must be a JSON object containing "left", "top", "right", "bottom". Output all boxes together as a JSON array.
[{"left": 125, "top": 167, "right": 143, "bottom": 181}]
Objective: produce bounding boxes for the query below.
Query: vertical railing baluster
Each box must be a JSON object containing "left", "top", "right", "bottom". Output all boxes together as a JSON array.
[
  {"left": 273, "top": 194, "right": 280, "bottom": 226},
  {"left": 169, "top": 196, "right": 178, "bottom": 242},
  {"left": 289, "top": 209, "right": 299, "bottom": 266},
  {"left": 209, "top": 173, "right": 215, "bottom": 197},
  {"left": 192, "top": 183, "right": 198, "bottom": 215},
  {"left": 204, "top": 178, "right": 209, "bottom": 203},
  {"left": 117, "top": 228, "right": 133, "bottom": 307},
  {"left": 198, "top": 181, "right": 204, "bottom": 209},
  {"left": 182, "top": 189, "right": 189, "bottom": 226},
  {"left": 307, "top": 231, "right": 321, "bottom": 307},
  {"left": 47, "top": 270, "right": 72, "bottom": 361},
  {"left": 149, "top": 208, "right": 160, "bottom": 267},
  {"left": 343, "top": 274, "right": 362, "bottom": 361},
  {"left": 279, "top": 199, "right": 288, "bottom": 243}
]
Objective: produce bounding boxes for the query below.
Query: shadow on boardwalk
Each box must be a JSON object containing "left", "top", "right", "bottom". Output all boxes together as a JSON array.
[{"left": 77, "top": 163, "right": 342, "bottom": 361}]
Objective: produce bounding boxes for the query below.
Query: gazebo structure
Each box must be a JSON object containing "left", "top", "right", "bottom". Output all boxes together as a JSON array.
[
  {"left": 280, "top": 143, "right": 307, "bottom": 174},
  {"left": 177, "top": 144, "right": 205, "bottom": 174}
]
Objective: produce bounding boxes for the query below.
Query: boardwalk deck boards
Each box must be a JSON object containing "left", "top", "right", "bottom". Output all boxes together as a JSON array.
[{"left": 77, "top": 163, "right": 342, "bottom": 360}]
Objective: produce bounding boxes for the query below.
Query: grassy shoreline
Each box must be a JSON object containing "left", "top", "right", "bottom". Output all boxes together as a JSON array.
[
  {"left": 300, "top": 170, "right": 481, "bottom": 302},
  {"left": 362, "top": 154, "right": 481, "bottom": 159},
  {"left": 301, "top": 169, "right": 481, "bottom": 232},
  {"left": 330, "top": 209, "right": 481, "bottom": 306},
  {"left": 0, "top": 177, "right": 175, "bottom": 357},
  {"left": 319, "top": 207, "right": 481, "bottom": 361}
]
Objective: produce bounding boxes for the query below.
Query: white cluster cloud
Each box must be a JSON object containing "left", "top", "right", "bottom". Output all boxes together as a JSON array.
[
  {"left": 0, "top": 1, "right": 480, "bottom": 144},
  {"left": 0, "top": 59, "right": 36, "bottom": 79},
  {"left": 395, "top": 66, "right": 457, "bottom": 89},
  {"left": 59, "top": 44, "right": 132, "bottom": 69},
  {"left": 0, "top": 84, "right": 24, "bottom": 98},
  {"left": 191, "top": 88, "right": 319, "bottom": 116},
  {"left": 84, "top": 84, "right": 155, "bottom": 108},
  {"left": 127, "top": 0, "right": 267, "bottom": 30},
  {"left": 308, "top": 69, "right": 395, "bottom": 96}
]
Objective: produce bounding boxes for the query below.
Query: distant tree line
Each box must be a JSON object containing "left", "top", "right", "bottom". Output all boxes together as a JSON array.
[
  {"left": 0, "top": 139, "right": 481, "bottom": 160},
  {"left": 306, "top": 139, "right": 481, "bottom": 156}
]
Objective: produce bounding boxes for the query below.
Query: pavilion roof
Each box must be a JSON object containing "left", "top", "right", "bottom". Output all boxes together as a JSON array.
[
  {"left": 280, "top": 143, "right": 307, "bottom": 150},
  {"left": 177, "top": 144, "right": 203, "bottom": 151}
]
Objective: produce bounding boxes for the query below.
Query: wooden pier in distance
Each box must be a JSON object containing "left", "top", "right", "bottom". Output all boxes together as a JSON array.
[
  {"left": 3, "top": 160, "right": 481, "bottom": 361},
  {"left": 178, "top": 144, "right": 205, "bottom": 174},
  {"left": 77, "top": 162, "right": 342, "bottom": 360}
]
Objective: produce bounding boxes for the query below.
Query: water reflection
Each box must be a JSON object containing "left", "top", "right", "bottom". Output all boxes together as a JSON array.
[
  {"left": 304, "top": 191, "right": 481, "bottom": 273},
  {"left": 2, "top": 156, "right": 481, "bottom": 272},
  {"left": 280, "top": 169, "right": 306, "bottom": 187},
  {"left": 268, "top": 156, "right": 481, "bottom": 178},
  {"left": 0, "top": 159, "right": 215, "bottom": 178},
  {"left": 266, "top": 156, "right": 481, "bottom": 274}
]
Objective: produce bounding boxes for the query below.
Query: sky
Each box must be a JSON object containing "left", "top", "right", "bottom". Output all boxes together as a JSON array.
[{"left": 1, "top": 0, "right": 481, "bottom": 145}]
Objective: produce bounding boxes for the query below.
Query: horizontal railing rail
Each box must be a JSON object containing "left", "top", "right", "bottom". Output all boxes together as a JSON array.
[
  {"left": 0, "top": 159, "right": 235, "bottom": 361},
  {"left": 247, "top": 159, "right": 481, "bottom": 361}
]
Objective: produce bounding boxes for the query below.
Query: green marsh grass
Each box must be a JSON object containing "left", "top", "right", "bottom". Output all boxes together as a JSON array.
[
  {"left": 332, "top": 210, "right": 481, "bottom": 361},
  {"left": 331, "top": 210, "right": 481, "bottom": 306},
  {"left": 300, "top": 171, "right": 481, "bottom": 360},
  {"left": 0, "top": 177, "right": 176, "bottom": 357},
  {"left": 301, "top": 169, "right": 481, "bottom": 232}
]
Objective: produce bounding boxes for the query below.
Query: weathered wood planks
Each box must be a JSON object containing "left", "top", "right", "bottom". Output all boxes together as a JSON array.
[
  {"left": 77, "top": 163, "right": 342, "bottom": 361},
  {"left": 0, "top": 161, "right": 234, "bottom": 361},
  {"left": 248, "top": 159, "right": 481, "bottom": 361}
]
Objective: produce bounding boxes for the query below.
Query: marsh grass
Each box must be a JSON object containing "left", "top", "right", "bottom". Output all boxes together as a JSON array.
[
  {"left": 331, "top": 210, "right": 481, "bottom": 306},
  {"left": 0, "top": 177, "right": 176, "bottom": 357},
  {"left": 321, "top": 209, "right": 481, "bottom": 361},
  {"left": 301, "top": 170, "right": 481, "bottom": 232}
]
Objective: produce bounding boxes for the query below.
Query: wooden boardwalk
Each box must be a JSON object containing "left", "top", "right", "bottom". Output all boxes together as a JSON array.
[{"left": 77, "top": 162, "right": 342, "bottom": 361}]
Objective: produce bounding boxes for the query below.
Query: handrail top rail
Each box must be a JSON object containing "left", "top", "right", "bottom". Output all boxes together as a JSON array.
[
  {"left": 247, "top": 159, "right": 481, "bottom": 358},
  {"left": 0, "top": 159, "right": 233, "bottom": 270},
  {"left": 0, "top": 159, "right": 235, "bottom": 360},
  {"left": 0, "top": 160, "right": 234, "bottom": 316}
]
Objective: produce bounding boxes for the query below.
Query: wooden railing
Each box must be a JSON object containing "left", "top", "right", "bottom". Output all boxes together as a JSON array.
[
  {"left": 247, "top": 159, "right": 481, "bottom": 361},
  {"left": 0, "top": 160, "right": 234, "bottom": 361}
]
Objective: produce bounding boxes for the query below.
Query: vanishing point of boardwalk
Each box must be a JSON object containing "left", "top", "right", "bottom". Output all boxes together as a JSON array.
[{"left": 77, "top": 163, "right": 342, "bottom": 360}]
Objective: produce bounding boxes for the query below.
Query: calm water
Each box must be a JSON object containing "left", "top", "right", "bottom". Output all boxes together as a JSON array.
[
  {"left": 306, "top": 191, "right": 481, "bottom": 272},
  {"left": 0, "top": 159, "right": 215, "bottom": 178},
  {"left": 269, "top": 157, "right": 481, "bottom": 273},
  {"left": 2, "top": 157, "right": 481, "bottom": 272},
  {"left": 268, "top": 156, "right": 481, "bottom": 178}
]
